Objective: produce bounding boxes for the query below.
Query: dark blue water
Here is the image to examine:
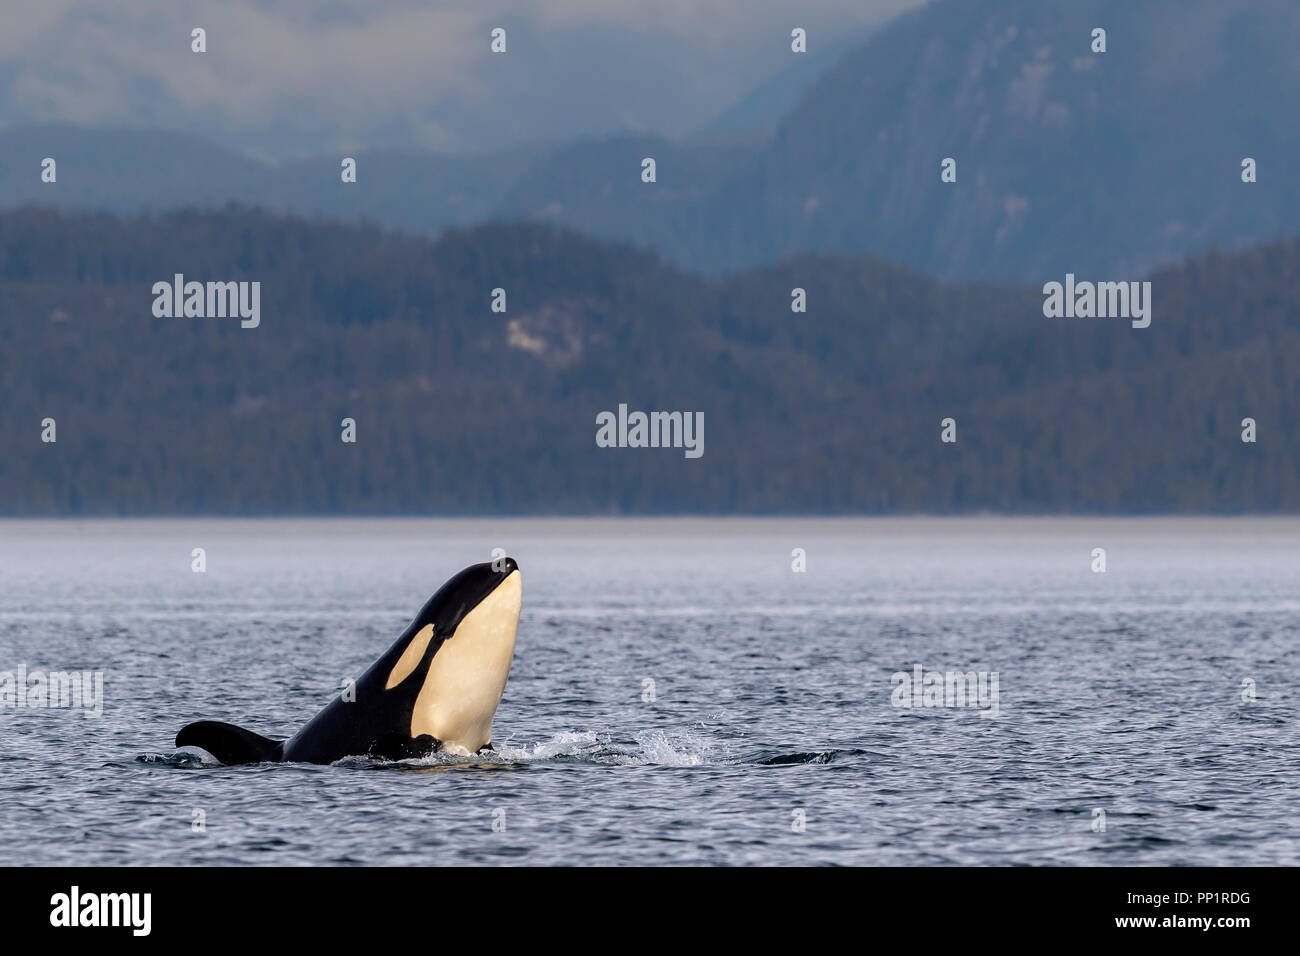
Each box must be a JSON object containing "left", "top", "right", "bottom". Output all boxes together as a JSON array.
[{"left": 1, "top": 518, "right": 1297, "bottom": 865}]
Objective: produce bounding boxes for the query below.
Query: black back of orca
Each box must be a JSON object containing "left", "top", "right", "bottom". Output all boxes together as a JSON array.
[{"left": 175, "top": 559, "right": 521, "bottom": 765}]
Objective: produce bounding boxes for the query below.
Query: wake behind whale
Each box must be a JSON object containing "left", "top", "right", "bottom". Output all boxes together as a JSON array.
[{"left": 175, "top": 559, "right": 521, "bottom": 765}]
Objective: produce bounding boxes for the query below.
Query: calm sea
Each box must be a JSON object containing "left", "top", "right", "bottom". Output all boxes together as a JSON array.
[{"left": 1, "top": 517, "right": 1297, "bottom": 865}]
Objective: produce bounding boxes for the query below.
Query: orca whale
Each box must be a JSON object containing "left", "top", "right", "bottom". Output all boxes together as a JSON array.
[{"left": 176, "top": 559, "right": 521, "bottom": 765}]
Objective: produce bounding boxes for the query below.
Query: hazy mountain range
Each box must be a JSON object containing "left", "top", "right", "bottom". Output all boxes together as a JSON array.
[
  {"left": 3, "top": 0, "right": 1297, "bottom": 515},
  {"left": 2, "top": 206, "right": 1296, "bottom": 515},
  {"left": 3, "top": 0, "right": 1297, "bottom": 282}
]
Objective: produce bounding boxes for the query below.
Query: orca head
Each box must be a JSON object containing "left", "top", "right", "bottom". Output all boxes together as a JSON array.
[
  {"left": 385, "top": 558, "right": 522, "bottom": 756},
  {"left": 415, "top": 558, "right": 521, "bottom": 638}
]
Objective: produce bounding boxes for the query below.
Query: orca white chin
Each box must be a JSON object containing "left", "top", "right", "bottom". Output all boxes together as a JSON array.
[{"left": 411, "top": 568, "right": 521, "bottom": 753}]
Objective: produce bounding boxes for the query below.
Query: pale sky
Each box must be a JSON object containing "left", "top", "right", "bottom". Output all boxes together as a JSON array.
[{"left": 0, "top": 0, "right": 926, "bottom": 159}]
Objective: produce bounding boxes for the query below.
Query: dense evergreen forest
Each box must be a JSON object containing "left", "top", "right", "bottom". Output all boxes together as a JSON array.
[{"left": 1, "top": 205, "right": 1296, "bottom": 515}]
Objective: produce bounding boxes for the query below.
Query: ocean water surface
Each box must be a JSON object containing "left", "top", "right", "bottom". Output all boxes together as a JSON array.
[{"left": 1, "top": 517, "right": 1297, "bottom": 865}]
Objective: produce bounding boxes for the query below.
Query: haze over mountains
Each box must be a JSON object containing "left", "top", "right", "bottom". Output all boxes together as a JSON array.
[
  {"left": 2, "top": 207, "right": 1296, "bottom": 515},
  {"left": 2, "top": 0, "right": 1296, "bottom": 281},
  {"left": 3, "top": 0, "right": 1298, "bottom": 515}
]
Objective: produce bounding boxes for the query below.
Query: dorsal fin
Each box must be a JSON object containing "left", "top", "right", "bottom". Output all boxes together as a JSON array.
[{"left": 176, "top": 720, "right": 284, "bottom": 765}]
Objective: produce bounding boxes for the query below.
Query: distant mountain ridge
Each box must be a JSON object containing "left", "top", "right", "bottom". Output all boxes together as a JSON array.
[
  {"left": 4, "top": 0, "right": 1298, "bottom": 282},
  {"left": 497, "top": 0, "right": 1300, "bottom": 281},
  {"left": 0, "top": 124, "right": 543, "bottom": 235}
]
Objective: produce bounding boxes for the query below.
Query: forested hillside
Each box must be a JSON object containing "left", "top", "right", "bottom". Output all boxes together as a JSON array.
[{"left": 1, "top": 206, "right": 1297, "bottom": 514}]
